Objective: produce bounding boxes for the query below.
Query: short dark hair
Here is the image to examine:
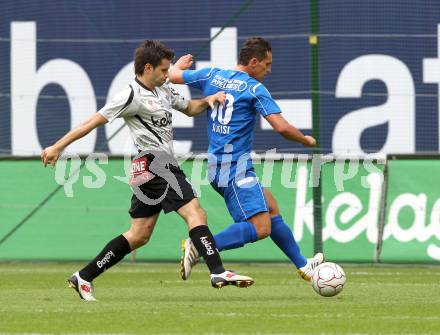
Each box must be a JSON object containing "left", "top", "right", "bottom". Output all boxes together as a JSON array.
[
  {"left": 238, "top": 37, "right": 272, "bottom": 66},
  {"left": 134, "top": 40, "right": 175, "bottom": 75}
]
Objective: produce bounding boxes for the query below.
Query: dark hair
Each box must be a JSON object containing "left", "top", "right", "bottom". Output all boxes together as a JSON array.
[
  {"left": 238, "top": 37, "right": 272, "bottom": 66},
  {"left": 134, "top": 40, "right": 175, "bottom": 75}
]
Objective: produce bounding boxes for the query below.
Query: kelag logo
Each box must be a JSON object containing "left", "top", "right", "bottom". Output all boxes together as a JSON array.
[{"left": 292, "top": 163, "right": 440, "bottom": 262}]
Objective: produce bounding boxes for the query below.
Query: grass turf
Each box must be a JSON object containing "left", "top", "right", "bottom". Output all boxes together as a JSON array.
[{"left": 0, "top": 262, "right": 439, "bottom": 335}]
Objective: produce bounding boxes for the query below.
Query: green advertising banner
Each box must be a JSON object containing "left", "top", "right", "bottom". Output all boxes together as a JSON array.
[
  {"left": 381, "top": 159, "right": 440, "bottom": 264},
  {"left": 0, "top": 157, "right": 388, "bottom": 263},
  {"left": 3, "top": 156, "right": 438, "bottom": 264}
]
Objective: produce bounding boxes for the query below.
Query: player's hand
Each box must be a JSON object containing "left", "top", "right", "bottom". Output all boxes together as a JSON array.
[
  {"left": 41, "top": 145, "right": 61, "bottom": 167},
  {"left": 174, "top": 54, "right": 194, "bottom": 70},
  {"left": 206, "top": 91, "right": 226, "bottom": 109},
  {"left": 304, "top": 135, "right": 317, "bottom": 147}
]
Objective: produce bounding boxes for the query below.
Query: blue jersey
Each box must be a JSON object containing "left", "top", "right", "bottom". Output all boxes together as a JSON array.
[{"left": 183, "top": 67, "right": 281, "bottom": 175}]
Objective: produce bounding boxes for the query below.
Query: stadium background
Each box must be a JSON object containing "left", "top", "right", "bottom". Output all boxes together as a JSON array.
[{"left": 1, "top": 0, "right": 440, "bottom": 264}]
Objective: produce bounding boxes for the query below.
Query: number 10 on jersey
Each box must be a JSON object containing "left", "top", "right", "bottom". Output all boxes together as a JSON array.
[{"left": 211, "top": 93, "right": 234, "bottom": 125}]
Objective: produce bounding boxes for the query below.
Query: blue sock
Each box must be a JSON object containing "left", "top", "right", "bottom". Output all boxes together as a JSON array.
[
  {"left": 270, "top": 215, "right": 307, "bottom": 268},
  {"left": 214, "top": 221, "right": 258, "bottom": 251}
]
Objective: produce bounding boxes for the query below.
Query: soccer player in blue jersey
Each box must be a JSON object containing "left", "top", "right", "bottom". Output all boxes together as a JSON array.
[{"left": 169, "top": 37, "right": 324, "bottom": 282}]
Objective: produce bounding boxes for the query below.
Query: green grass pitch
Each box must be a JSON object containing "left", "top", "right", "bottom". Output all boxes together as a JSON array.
[{"left": 0, "top": 262, "right": 439, "bottom": 335}]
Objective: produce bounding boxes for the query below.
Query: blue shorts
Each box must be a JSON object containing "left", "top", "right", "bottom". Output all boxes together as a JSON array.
[{"left": 211, "top": 169, "right": 268, "bottom": 222}]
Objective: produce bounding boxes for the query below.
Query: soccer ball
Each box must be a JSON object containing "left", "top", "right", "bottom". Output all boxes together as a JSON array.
[{"left": 311, "top": 262, "right": 346, "bottom": 297}]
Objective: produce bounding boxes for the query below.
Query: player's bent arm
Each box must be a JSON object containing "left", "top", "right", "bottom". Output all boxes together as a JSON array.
[
  {"left": 265, "top": 113, "right": 316, "bottom": 147},
  {"left": 168, "top": 68, "right": 185, "bottom": 84},
  {"left": 41, "top": 113, "right": 108, "bottom": 167},
  {"left": 168, "top": 54, "right": 193, "bottom": 84},
  {"left": 181, "top": 92, "right": 226, "bottom": 117},
  {"left": 181, "top": 99, "right": 211, "bottom": 117}
]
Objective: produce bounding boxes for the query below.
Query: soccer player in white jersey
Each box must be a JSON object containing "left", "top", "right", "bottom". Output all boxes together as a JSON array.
[
  {"left": 169, "top": 37, "right": 324, "bottom": 283},
  {"left": 41, "top": 40, "right": 253, "bottom": 301}
]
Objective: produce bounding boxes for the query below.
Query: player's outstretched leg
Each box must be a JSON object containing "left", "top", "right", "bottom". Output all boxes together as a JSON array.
[
  {"left": 271, "top": 216, "right": 325, "bottom": 281},
  {"left": 270, "top": 215, "right": 308, "bottom": 267},
  {"left": 297, "top": 253, "right": 324, "bottom": 281},
  {"left": 269, "top": 213, "right": 325, "bottom": 281},
  {"left": 68, "top": 272, "right": 96, "bottom": 301}
]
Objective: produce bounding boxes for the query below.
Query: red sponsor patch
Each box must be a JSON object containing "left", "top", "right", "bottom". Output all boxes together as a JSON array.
[
  {"left": 131, "top": 157, "right": 148, "bottom": 175},
  {"left": 80, "top": 284, "right": 90, "bottom": 293},
  {"left": 129, "top": 156, "right": 154, "bottom": 186}
]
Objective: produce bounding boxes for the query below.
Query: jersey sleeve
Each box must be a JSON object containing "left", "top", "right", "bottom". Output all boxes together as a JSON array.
[
  {"left": 182, "top": 67, "right": 216, "bottom": 91},
  {"left": 163, "top": 83, "right": 189, "bottom": 112},
  {"left": 249, "top": 83, "right": 282, "bottom": 117},
  {"left": 98, "top": 85, "right": 135, "bottom": 122}
]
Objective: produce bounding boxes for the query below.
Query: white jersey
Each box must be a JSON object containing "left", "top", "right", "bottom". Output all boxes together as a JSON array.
[{"left": 98, "top": 78, "right": 189, "bottom": 155}]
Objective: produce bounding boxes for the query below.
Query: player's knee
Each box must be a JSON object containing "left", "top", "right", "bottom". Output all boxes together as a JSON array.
[
  {"left": 249, "top": 212, "right": 272, "bottom": 239},
  {"left": 253, "top": 219, "right": 271, "bottom": 239},
  {"left": 256, "top": 224, "right": 271, "bottom": 239}
]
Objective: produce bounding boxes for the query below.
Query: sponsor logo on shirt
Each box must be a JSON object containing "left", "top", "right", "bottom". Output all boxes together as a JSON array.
[
  {"left": 210, "top": 75, "right": 247, "bottom": 91},
  {"left": 151, "top": 112, "right": 172, "bottom": 127}
]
